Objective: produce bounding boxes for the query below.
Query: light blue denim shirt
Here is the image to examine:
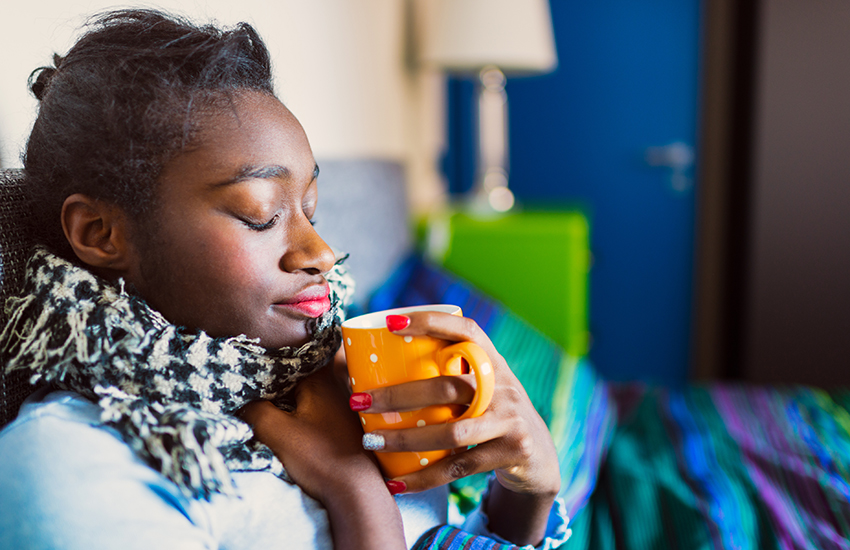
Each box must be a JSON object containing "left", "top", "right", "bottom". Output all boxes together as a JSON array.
[{"left": 0, "top": 389, "right": 568, "bottom": 550}]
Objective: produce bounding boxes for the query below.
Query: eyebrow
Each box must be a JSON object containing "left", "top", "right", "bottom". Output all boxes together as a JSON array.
[{"left": 211, "top": 163, "right": 320, "bottom": 187}]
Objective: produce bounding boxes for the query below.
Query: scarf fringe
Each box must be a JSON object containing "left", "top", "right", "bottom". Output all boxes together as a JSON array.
[{"left": 101, "top": 394, "right": 246, "bottom": 498}]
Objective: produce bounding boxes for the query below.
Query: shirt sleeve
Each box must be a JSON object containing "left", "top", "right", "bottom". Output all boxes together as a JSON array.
[{"left": 453, "top": 479, "right": 571, "bottom": 550}]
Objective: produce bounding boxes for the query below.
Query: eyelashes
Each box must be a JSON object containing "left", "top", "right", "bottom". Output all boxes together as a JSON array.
[
  {"left": 244, "top": 214, "right": 279, "bottom": 231},
  {"left": 243, "top": 214, "right": 317, "bottom": 231}
]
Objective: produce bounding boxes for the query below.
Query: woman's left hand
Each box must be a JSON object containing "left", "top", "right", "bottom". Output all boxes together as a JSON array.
[{"left": 349, "top": 311, "right": 561, "bottom": 545}]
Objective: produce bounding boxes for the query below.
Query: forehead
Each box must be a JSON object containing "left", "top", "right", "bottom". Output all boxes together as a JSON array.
[{"left": 157, "top": 91, "right": 316, "bottom": 195}]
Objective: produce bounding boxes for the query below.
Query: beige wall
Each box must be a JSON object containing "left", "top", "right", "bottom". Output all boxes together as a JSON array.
[{"left": 0, "top": 0, "right": 446, "bottom": 210}]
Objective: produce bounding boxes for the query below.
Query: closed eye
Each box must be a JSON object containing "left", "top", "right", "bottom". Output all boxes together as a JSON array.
[{"left": 244, "top": 214, "right": 279, "bottom": 231}]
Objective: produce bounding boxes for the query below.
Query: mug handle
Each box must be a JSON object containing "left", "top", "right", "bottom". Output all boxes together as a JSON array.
[{"left": 436, "top": 342, "right": 496, "bottom": 421}]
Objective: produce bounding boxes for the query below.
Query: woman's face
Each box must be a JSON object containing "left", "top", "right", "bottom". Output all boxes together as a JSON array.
[{"left": 126, "top": 91, "right": 336, "bottom": 348}]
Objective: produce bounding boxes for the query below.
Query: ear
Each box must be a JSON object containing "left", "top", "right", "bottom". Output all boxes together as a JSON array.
[{"left": 61, "top": 193, "right": 136, "bottom": 272}]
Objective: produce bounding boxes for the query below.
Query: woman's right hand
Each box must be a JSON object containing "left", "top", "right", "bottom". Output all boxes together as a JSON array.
[
  {"left": 239, "top": 363, "right": 383, "bottom": 503},
  {"left": 239, "top": 363, "right": 405, "bottom": 550}
]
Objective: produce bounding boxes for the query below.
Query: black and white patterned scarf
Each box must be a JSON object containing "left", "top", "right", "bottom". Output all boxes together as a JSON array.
[{"left": 0, "top": 246, "right": 354, "bottom": 499}]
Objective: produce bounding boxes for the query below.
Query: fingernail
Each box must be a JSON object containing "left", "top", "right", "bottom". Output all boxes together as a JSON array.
[
  {"left": 349, "top": 392, "right": 372, "bottom": 411},
  {"left": 386, "top": 480, "right": 407, "bottom": 495},
  {"left": 386, "top": 314, "right": 410, "bottom": 332},
  {"left": 362, "top": 433, "right": 385, "bottom": 451}
]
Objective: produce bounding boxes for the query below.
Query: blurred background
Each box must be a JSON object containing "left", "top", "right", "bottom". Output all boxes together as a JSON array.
[{"left": 1, "top": 0, "right": 848, "bottom": 388}]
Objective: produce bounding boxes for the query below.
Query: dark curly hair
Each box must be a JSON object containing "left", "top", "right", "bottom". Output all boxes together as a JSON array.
[{"left": 24, "top": 9, "right": 274, "bottom": 258}]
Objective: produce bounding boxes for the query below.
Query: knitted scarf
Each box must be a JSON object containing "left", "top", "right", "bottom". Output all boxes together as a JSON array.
[{"left": 0, "top": 246, "right": 354, "bottom": 499}]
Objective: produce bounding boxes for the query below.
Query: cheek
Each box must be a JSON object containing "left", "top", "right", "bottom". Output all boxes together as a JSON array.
[
  {"left": 160, "top": 222, "right": 274, "bottom": 296},
  {"left": 217, "top": 254, "right": 271, "bottom": 295},
  {"left": 200, "top": 234, "right": 275, "bottom": 292},
  {"left": 162, "top": 234, "right": 279, "bottom": 336}
]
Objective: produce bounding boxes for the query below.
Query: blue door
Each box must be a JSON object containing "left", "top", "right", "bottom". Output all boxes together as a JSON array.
[{"left": 445, "top": 1, "right": 702, "bottom": 386}]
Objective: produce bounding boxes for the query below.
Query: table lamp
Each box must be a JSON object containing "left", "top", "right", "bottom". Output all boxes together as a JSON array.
[{"left": 418, "top": 0, "right": 557, "bottom": 212}]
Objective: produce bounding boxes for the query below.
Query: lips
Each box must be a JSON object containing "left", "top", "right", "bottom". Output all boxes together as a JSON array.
[{"left": 275, "top": 283, "right": 331, "bottom": 318}]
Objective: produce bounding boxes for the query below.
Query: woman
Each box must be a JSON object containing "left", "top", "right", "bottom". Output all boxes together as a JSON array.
[{"left": 0, "top": 9, "right": 567, "bottom": 550}]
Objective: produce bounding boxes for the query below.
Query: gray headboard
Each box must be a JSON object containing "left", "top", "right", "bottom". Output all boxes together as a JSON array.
[{"left": 312, "top": 159, "right": 413, "bottom": 307}]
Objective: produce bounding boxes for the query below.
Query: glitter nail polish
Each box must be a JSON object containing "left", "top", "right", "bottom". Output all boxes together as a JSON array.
[{"left": 362, "top": 433, "right": 385, "bottom": 451}]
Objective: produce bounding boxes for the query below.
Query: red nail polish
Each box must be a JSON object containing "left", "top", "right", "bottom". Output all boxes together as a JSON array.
[
  {"left": 349, "top": 392, "right": 372, "bottom": 411},
  {"left": 386, "top": 314, "right": 410, "bottom": 332},
  {"left": 386, "top": 480, "right": 407, "bottom": 495}
]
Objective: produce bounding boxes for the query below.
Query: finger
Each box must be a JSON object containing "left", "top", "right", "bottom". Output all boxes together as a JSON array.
[
  {"left": 387, "top": 311, "right": 498, "bottom": 356},
  {"left": 368, "top": 415, "right": 508, "bottom": 453},
  {"left": 331, "top": 346, "right": 350, "bottom": 390},
  {"left": 389, "top": 441, "right": 508, "bottom": 494},
  {"left": 352, "top": 374, "right": 477, "bottom": 413}
]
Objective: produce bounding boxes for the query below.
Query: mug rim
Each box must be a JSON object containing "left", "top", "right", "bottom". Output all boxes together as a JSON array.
[{"left": 342, "top": 304, "right": 461, "bottom": 330}]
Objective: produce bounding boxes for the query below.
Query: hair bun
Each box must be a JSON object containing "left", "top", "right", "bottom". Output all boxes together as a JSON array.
[{"left": 28, "top": 54, "right": 64, "bottom": 101}]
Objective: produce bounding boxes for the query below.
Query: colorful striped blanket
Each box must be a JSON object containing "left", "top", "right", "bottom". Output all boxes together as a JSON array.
[
  {"left": 581, "top": 384, "right": 850, "bottom": 550},
  {"left": 413, "top": 526, "right": 524, "bottom": 550},
  {"left": 371, "top": 255, "right": 850, "bottom": 550}
]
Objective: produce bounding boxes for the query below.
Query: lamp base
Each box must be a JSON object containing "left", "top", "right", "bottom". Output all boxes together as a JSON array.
[{"left": 471, "top": 66, "right": 514, "bottom": 213}]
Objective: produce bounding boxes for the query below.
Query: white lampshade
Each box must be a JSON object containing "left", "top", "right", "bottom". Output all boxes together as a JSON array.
[{"left": 418, "top": 0, "right": 557, "bottom": 75}]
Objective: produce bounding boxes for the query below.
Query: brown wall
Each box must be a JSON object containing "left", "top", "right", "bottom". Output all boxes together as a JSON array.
[{"left": 742, "top": 0, "right": 850, "bottom": 386}]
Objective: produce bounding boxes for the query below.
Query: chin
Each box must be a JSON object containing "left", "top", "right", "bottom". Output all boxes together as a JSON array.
[{"left": 257, "top": 325, "right": 313, "bottom": 350}]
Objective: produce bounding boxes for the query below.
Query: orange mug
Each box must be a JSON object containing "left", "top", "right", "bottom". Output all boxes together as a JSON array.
[{"left": 341, "top": 304, "right": 496, "bottom": 478}]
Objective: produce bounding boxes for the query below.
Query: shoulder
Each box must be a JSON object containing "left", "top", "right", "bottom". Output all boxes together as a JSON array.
[
  {"left": 0, "top": 388, "right": 142, "bottom": 496},
  {"left": 0, "top": 389, "right": 211, "bottom": 548}
]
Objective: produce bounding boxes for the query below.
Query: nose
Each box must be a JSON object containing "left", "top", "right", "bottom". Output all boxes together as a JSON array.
[{"left": 281, "top": 215, "right": 336, "bottom": 275}]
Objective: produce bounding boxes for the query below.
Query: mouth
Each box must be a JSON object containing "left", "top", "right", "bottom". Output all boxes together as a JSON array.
[{"left": 274, "top": 283, "right": 331, "bottom": 318}]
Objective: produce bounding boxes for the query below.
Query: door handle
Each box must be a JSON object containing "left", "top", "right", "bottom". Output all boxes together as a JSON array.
[{"left": 645, "top": 142, "right": 694, "bottom": 192}]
